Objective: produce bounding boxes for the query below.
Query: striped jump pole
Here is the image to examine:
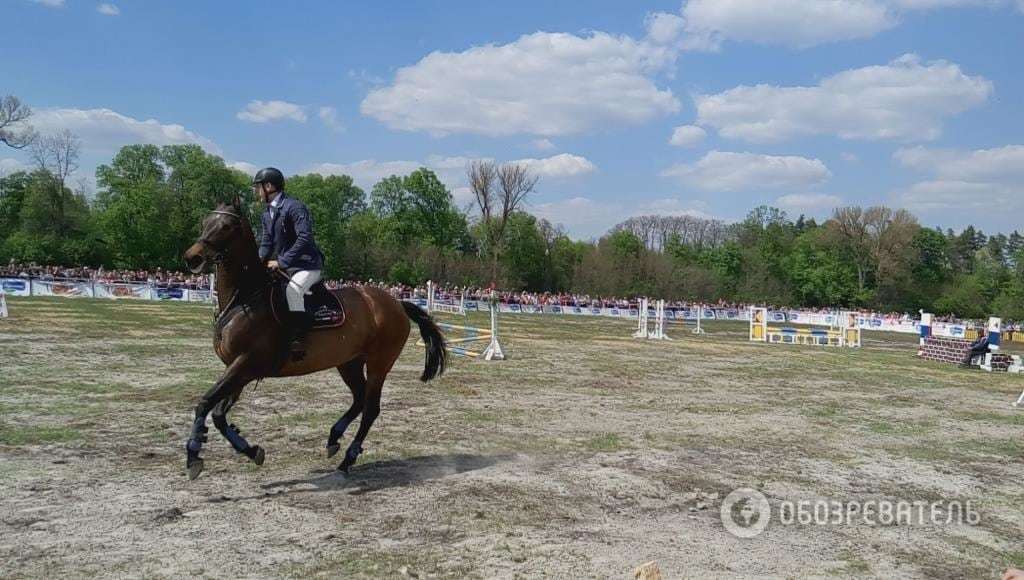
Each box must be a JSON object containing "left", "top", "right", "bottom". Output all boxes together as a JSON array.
[{"left": 421, "top": 299, "right": 504, "bottom": 361}]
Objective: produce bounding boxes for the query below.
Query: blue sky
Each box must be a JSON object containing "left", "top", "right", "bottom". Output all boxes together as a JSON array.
[{"left": 4, "top": 0, "right": 1023, "bottom": 238}]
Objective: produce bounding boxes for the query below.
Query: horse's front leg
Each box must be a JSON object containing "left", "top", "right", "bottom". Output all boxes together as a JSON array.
[
  {"left": 186, "top": 357, "right": 255, "bottom": 480},
  {"left": 212, "top": 393, "right": 265, "bottom": 466}
]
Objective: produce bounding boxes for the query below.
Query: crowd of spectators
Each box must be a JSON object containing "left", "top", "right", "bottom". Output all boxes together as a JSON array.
[
  {"left": 2, "top": 261, "right": 212, "bottom": 289},
  {"left": 3, "top": 261, "right": 1014, "bottom": 329}
]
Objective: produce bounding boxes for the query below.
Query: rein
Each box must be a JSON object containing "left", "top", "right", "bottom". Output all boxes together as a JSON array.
[{"left": 202, "top": 207, "right": 266, "bottom": 325}]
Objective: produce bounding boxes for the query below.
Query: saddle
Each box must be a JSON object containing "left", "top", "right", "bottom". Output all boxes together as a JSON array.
[{"left": 271, "top": 280, "right": 346, "bottom": 329}]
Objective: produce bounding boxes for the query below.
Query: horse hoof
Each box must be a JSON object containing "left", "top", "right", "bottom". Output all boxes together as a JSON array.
[
  {"left": 187, "top": 458, "right": 204, "bottom": 481},
  {"left": 250, "top": 446, "right": 265, "bottom": 466},
  {"left": 326, "top": 444, "right": 340, "bottom": 459}
]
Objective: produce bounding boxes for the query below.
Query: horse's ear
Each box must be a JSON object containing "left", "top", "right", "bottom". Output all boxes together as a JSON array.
[{"left": 231, "top": 195, "right": 242, "bottom": 209}]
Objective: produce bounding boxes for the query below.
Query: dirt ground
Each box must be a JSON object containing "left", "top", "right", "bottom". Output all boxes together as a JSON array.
[{"left": 1, "top": 296, "right": 1023, "bottom": 579}]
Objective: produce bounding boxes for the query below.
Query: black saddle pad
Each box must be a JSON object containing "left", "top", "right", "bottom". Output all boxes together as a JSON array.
[{"left": 273, "top": 280, "right": 345, "bottom": 329}]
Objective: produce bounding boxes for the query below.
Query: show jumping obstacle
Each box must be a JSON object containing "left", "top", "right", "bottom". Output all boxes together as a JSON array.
[
  {"left": 426, "top": 280, "right": 466, "bottom": 316},
  {"left": 634, "top": 298, "right": 671, "bottom": 340},
  {"left": 420, "top": 299, "right": 505, "bottom": 360},
  {"left": 666, "top": 305, "right": 706, "bottom": 335},
  {"left": 918, "top": 312, "right": 1023, "bottom": 374},
  {"left": 0, "top": 289, "right": 7, "bottom": 319},
  {"left": 749, "top": 307, "right": 861, "bottom": 347}
]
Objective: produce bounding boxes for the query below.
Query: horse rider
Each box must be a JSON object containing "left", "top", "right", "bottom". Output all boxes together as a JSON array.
[{"left": 253, "top": 167, "right": 324, "bottom": 361}]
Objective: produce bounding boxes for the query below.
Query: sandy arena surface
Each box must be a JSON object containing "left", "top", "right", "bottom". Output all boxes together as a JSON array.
[{"left": 1, "top": 296, "right": 1023, "bottom": 578}]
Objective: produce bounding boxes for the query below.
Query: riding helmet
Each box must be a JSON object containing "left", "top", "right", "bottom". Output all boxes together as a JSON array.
[{"left": 252, "top": 167, "right": 285, "bottom": 191}]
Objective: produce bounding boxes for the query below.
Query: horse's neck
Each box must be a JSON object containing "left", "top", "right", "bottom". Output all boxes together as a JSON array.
[{"left": 215, "top": 246, "right": 265, "bottom": 312}]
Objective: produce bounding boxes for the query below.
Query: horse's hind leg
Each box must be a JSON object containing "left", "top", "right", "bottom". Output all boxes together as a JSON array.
[
  {"left": 339, "top": 352, "right": 399, "bottom": 472},
  {"left": 326, "top": 357, "right": 366, "bottom": 459},
  {"left": 212, "top": 391, "right": 265, "bottom": 466}
]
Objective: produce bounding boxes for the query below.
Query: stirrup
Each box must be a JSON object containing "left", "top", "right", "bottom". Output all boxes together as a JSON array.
[{"left": 289, "top": 339, "right": 307, "bottom": 361}]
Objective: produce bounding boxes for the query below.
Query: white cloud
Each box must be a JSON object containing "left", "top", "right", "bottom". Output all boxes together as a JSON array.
[
  {"left": 892, "top": 144, "right": 1024, "bottom": 215},
  {"left": 669, "top": 125, "right": 706, "bottom": 147},
  {"left": 306, "top": 156, "right": 478, "bottom": 191},
  {"left": 318, "top": 106, "right": 343, "bottom": 132},
  {"left": 228, "top": 161, "right": 258, "bottom": 176},
  {"left": 307, "top": 152, "right": 594, "bottom": 193},
  {"left": 530, "top": 139, "right": 556, "bottom": 152},
  {"left": 696, "top": 55, "right": 992, "bottom": 143},
  {"left": 840, "top": 152, "right": 860, "bottom": 163},
  {"left": 893, "top": 180, "right": 1015, "bottom": 211},
  {"left": 661, "top": 151, "right": 831, "bottom": 191},
  {"left": 29, "top": 0, "right": 64, "bottom": 7},
  {"left": 531, "top": 197, "right": 625, "bottom": 235},
  {"left": 31, "top": 108, "right": 220, "bottom": 154},
  {"left": 678, "top": 0, "right": 1022, "bottom": 50},
  {"left": 775, "top": 193, "right": 844, "bottom": 212},
  {"left": 530, "top": 196, "right": 715, "bottom": 239},
  {"left": 97, "top": 3, "right": 119, "bottom": 16},
  {"left": 512, "top": 153, "right": 596, "bottom": 178},
  {"left": 451, "top": 186, "right": 475, "bottom": 205},
  {"left": 361, "top": 15, "right": 684, "bottom": 136},
  {"left": 889, "top": 0, "right": 1006, "bottom": 9},
  {"left": 236, "top": 100, "right": 307, "bottom": 123},
  {"left": 681, "top": 0, "right": 896, "bottom": 50},
  {"left": 894, "top": 144, "right": 1024, "bottom": 181},
  {"left": 0, "top": 158, "right": 31, "bottom": 175}
]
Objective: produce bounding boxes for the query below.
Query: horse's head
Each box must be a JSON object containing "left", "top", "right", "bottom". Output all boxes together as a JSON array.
[{"left": 184, "top": 198, "right": 248, "bottom": 273}]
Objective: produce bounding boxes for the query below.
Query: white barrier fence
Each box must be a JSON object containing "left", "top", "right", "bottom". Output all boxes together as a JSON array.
[
  {"left": 1, "top": 277, "right": 213, "bottom": 303},
  {"left": 2, "top": 276, "right": 988, "bottom": 338}
]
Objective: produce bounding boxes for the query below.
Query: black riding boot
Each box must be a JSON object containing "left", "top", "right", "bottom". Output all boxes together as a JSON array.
[{"left": 289, "top": 311, "right": 313, "bottom": 361}]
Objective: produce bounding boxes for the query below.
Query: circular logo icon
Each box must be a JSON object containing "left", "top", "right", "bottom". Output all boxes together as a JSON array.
[{"left": 720, "top": 487, "right": 770, "bottom": 538}]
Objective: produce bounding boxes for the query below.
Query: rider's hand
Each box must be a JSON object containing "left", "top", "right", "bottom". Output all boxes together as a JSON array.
[{"left": 267, "top": 260, "right": 280, "bottom": 271}]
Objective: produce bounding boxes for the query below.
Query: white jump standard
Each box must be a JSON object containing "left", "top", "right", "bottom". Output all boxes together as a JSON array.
[
  {"left": 426, "top": 280, "right": 466, "bottom": 316},
  {"left": 634, "top": 298, "right": 671, "bottom": 341}
]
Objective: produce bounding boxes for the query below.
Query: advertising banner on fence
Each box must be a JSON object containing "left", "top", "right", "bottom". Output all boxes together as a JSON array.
[
  {"left": 5, "top": 276, "right": 981, "bottom": 338},
  {"left": 30, "top": 280, "right": 94, "bottom": 298},
  {"left": 93, "top": 283, "right": 152, "bottom": 300},
  {"left": 1, "top": 278, "right": 31, "bottom": 296},
  {"left": 153, "top": 287, "right": 187, "bottom": 301},
  {"left": 188, "top": 289, "right": 213, "bottom": 303}
]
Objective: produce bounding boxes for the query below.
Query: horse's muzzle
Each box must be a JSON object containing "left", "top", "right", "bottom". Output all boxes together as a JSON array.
[{"left": 184, "top": 244, "right": 207, "bottom": 274}]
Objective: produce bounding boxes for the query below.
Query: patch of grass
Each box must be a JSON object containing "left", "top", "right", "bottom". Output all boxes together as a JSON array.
[
  {"left": 583, "top": 432, "right": 626, "bottom": 452},
  {"left": 830, "top": 551, "right": 871, "bottom": 576},
  {"left": 961, "top": 438, "right": 1023, "bottom": 458},
  {"left": 805, "top": 403, "right": 844, "bottom": 418},
  {"left": 269, "top": 409, "right": 340, "bottom": 430},
  {"left": 1004, "top": 550, "right": 1024, "bottom": 569},
  {"left": 282, "top": 547, "right": 475, "bottom": 579},
  {"left": 867, "top": 419, "right": 935, "bottom": 436},
  {"left": 956, "top": 411, "right": 1024, "bottom": 426},
  {"left": 0, "top": 423, "right": 82, "bottom": 445}
]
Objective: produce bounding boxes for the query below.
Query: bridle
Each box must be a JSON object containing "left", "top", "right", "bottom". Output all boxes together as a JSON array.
[{"left": 197, "top": 209, "right": 243, "bottom": 264}]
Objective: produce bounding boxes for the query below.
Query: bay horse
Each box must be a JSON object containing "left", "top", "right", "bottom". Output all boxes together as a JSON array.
[{"left": 181, "top": 198, "right": 447, "bottom": 480}]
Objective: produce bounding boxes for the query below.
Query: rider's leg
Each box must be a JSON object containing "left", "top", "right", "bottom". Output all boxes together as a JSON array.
[{"left": 285, "top": 269, "right": 321, "bottom": 360}]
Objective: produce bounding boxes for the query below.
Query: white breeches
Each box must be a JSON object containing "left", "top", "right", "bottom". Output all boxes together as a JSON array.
[{"left": 286, "top": 270, "right": 321, "bottom": 311}]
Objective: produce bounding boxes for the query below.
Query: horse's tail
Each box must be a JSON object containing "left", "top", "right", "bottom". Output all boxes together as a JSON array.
[{"left": 402, "top": 301, "right": 448, "bottom": 382}]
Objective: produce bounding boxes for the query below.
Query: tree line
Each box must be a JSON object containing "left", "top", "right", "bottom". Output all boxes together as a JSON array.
[{"left": 2, "top": 94, "right": 1023, "bottom": 319}]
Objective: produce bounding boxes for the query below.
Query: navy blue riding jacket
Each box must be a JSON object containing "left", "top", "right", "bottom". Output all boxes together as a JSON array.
[{"left": 258, "top": 192, "right": 324, "bottom": 272}]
